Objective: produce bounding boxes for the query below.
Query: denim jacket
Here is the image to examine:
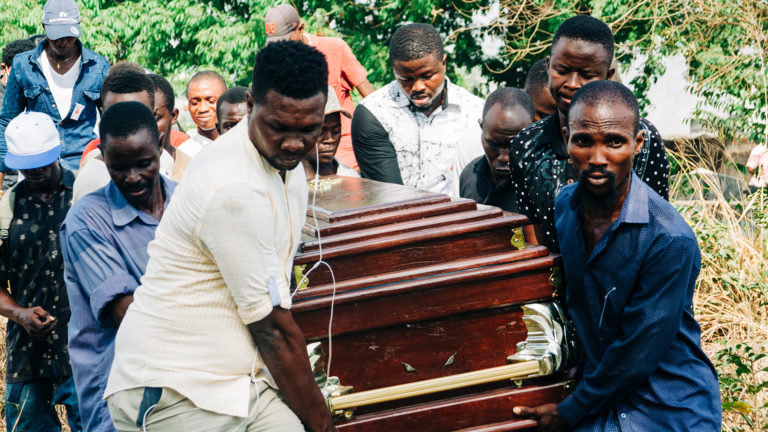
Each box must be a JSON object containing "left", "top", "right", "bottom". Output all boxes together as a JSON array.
[{"left": 0, "top": 41, "right": 110, "bottom": 171}]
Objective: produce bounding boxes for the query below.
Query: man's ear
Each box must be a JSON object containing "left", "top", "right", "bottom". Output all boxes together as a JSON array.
[
  {"left": 246, "top": 89, "right": 255, "bottom": 113},
  {"left": 442, "top": 54, "right": 447, "bottom": 68},
  {"left": 634, "top": 127, "right": 645, "bottom": 155},
  {"left": 606, "top": 66, "right": 616, "bottom": 81},
  {"left": 562, "top": 125, "right": 570, "bottom": 147},
  {"left": 170, "top": 108, "right": 179, "bottom": 125}
]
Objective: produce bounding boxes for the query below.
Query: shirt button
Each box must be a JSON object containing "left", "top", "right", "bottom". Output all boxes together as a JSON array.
[
  {"left": 45, "top": 87, "right": 50, "bottom": 91},
  {"left": 52, "top": 103, "right": 56, "bottom": 108},
  {"left": 620, "top": 413, "right": 627, "bottom": 419},
  {"left": 567, "top": 179, "right": 574, "bottom": 184}
]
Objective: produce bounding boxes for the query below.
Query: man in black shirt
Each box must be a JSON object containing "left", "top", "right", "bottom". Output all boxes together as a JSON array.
[
  {"left": 509, "top": 15, "right": 669, "bottom": 252},
  {"left": 460, "top": 87, "right": 534, "bottom": 212},
  {"left": 0, "top": 112, "right": 81, "bottom": 431}
]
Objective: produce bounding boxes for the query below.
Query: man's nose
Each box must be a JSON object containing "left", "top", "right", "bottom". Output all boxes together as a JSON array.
[
  {"left": 564, "top": 72, "right": 582, "bottom": 89},
  {"left": 498, "top": 148, "right": 510, "bottom": 165},
  {"left": 588, "top": 147, "right": 609, "bottom": 166},
  {"left": 199, "top": 100, "right": 213, "bottom": 112},
  {"left": 282, "top": 136, "right": 305, "bottom": 153},
  {"left": 412, "top": 79, "right": 426, "bottom": 93}
]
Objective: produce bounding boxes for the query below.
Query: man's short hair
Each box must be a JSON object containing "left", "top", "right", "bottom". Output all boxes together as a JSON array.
[
  {"left": 100, "top": 101, "right": 160, "bottom": 151},
  {"left": 568, "top": 80, "right": 639, "bottom": 133},
  {"left": 524, "top": 59, "right": 548, "bottom": 96},
  {"left": 148, "top": 74, "right": 175, "bottom": 112},
  {"left": 389, "top": 23, "right": 444, "bottom": 64},
  {"left": 251, "top": 41, "right": 328, "bottom": 105},
  {"left": 216, "top": 86, "right": 249, "bottom": 114},
  {"left": 482, "top": 87, "right": 535, "bottom": 122},
  {"left": 552, "top": 15, "right": 614, "bottom": 65},
  {"left": 186, "top": 70, "right": 227, "bottom": 97},
  {"left": 101, "top": 63, "right": 155, "bottom": 107},
  {"left": 2, "top": 39, "right": 35, "bottom": 66}
]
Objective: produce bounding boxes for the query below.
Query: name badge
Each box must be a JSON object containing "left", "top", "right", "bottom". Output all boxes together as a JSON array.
[{"left": 71, "top": 103, "right": 85, "bottom": 121}]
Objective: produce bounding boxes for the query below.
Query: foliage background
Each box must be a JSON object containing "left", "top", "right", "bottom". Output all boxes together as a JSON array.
[{"left": 1, "top": 0, "right": 767, "bottom": 430}]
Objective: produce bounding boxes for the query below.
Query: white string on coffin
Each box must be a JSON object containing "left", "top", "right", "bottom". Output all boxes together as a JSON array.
[
  {"left": 292, "top": 144, "right": 338, "bottom": 396},
  {"left": 229, "top": 148, "right": 339, "bottom": 432}
]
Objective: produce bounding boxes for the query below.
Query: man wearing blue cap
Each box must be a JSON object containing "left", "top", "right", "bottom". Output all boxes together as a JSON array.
[
  {"left": 0, "top": 111, "right": 81, "bottom": 431},
  {"left": 0, "top": 0, "right": 109, "bottom": 184}
]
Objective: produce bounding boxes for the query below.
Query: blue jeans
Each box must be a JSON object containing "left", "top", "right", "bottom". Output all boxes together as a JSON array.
[{"left": 5, "top": 376, "right": 82, "bottom": 432}]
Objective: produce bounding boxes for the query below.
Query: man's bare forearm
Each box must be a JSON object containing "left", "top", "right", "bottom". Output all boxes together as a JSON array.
[{"left": 249, "top": 308, "right": 335, "bottom": 432}]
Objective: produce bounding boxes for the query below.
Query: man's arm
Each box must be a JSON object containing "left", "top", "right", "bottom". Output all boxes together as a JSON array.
[
  {"left": 351, "top": 104, "right": 403, "bottom": 184},
  {"left": 105, "top": 294, "right": 134, "bottom": 326},
  {"left": 0, "top": 238, "right": 54, "bottom": 338},
  {"left": 59, "top": 225, "right": 140, "bottom": 327},
  {"left": 0, "top": 287, "right": 54, "bottom": 339},
  {"left": 355, "top": 80, "right": 374, "bottom": 98},
  {"left": 249, "top": 308, "right": 335, "bottom": 432},
  {"left": 0, "top": 57, "right": 28, "bottom": 173}
]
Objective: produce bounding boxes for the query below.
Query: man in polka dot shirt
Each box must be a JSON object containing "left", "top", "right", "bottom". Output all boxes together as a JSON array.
[{"left": 509, "top": 15, "right": 669, "bottom": 253}]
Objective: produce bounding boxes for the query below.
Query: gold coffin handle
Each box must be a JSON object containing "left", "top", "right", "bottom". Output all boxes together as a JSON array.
[{"left": 329, "top": 360, "right": 541, "bottom": 411}]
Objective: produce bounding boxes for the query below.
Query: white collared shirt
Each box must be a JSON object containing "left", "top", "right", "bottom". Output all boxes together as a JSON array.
[{"left": 105, "top": 119, "right": 308, "bottom": 417}]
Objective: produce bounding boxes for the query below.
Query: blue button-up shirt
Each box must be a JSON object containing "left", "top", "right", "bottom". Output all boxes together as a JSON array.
[
  {"left": 0, "top": 40, "right": 110, "bottom": 171},
  {"left": 60, "top": 176, "right": 176, "bottom": 432},
  {"left": 554, "top": 172, "right": 721, "bottom": 431}
]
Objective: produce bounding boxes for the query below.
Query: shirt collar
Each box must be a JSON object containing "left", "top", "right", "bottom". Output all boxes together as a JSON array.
[
  {"left": 569, "top": 171, "right": 649, "bottom": 225},
  {"left": 105, "top": 175, "right": 175, "bottom": 227},
  {"left": 60, "top": 166, "right": 75, "bottom": 190},
  {"left": 539, "top": 113, "right": 569, "bottom": 158},
  {"left": 392, "top": 77, "right": 453, "bottom": 111}
]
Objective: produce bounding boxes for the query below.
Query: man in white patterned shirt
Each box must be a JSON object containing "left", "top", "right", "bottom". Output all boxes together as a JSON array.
[
  {"left": 352, "top": 23, "right": 484, "bottom": 197},
  {"left": 105, "top": 42, "right": 335, "bottom": 432}
]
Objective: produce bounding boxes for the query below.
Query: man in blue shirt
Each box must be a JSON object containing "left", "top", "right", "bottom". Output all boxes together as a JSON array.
[
  {"left": 513, "top": 80, "right": 721, "bottom": 431},
  {"left": 0, "top": 0, "right": 110, "bottom": 178},
  {"left": 60, "top": 102, "right": 175, "bottom": 432}
]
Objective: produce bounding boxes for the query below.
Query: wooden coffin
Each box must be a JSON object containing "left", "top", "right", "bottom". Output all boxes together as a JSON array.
[{"left": 292, "top": 176, "right": 570, "bottom": 432}]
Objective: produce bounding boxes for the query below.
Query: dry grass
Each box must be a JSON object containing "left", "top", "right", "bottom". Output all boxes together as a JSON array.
[
  {"left": 670, "top": 142, "right": 768, "bottom": 431},
  {"left": 0, "top": 146, "right": 764, "bottom": 431}
]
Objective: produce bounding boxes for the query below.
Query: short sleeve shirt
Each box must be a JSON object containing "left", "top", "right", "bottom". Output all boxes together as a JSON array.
[
  {"left": 0, "top": 169, "right": 74, "bottom": 383},
  {"left": 509, "top": 113, "right": 669, "bottom": 252}
]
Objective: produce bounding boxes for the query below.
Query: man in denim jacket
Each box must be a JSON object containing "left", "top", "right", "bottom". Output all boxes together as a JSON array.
[{"left": 0, "top": 0, "right": 109, "bottom": 181}]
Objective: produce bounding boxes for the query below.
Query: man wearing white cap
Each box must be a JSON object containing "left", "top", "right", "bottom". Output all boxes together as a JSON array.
[
  {"left": 0, "top": 0, "right": 109, "bottom": 183},
  {"left": 0, "top": 111, "right": 81, "bottom": 431}
]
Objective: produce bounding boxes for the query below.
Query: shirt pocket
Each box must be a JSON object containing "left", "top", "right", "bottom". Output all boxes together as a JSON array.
[
  {"left": 82, "top": 89, "right": 101, "bottom": 108},
  {"left": 23, "top": 85, "right": 43, "bottom": 104}
]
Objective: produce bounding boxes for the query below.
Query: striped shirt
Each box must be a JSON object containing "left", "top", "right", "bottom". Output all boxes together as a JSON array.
[{"left": 105, "top": 119, "right": 307, "bottom": 418}]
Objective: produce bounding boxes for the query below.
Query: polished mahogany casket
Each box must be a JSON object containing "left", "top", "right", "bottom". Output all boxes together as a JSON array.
[{"left": 292, "top": 176, "right": 572, "bottom": 431}]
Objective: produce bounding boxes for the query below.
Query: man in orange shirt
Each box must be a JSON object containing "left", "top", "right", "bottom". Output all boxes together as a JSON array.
[{"left": 264, "top": 4, "right": 373, "bottom": 171}]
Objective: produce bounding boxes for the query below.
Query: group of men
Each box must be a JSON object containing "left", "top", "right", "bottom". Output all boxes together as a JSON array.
[{"left": 0, "top": 0, "right": 721, "bottom": 430}]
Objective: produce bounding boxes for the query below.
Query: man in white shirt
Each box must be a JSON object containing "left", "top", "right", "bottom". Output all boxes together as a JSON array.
[
  {"left": 352, "top": 23, "right": 484, "bottom": 197},
  {"left": 106, "top": 41, "right": 335, "bottom": 432},
  {"left": 177, "top": 70, "right": 227, "bottom": 157}
]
